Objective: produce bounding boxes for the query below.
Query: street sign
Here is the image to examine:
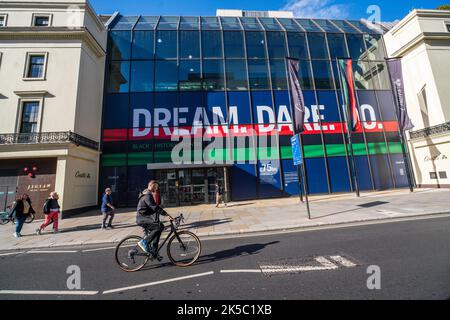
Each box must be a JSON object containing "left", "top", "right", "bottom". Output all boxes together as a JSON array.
[{"left": 291, "top": 134, "right": 302, "bottom": 166}]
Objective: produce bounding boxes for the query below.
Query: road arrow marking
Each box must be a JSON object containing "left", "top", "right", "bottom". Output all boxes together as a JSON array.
[{"left": 329, "top": 255, "right": 357, "bottom": 267}]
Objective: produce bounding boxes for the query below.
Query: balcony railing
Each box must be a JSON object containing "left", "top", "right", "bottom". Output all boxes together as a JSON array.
[
  {"left": 409, "top": 122, "right": 450, "bottom": 140},
  {"left": 0, "top": 131, "right": 99, "bottom": 150}
]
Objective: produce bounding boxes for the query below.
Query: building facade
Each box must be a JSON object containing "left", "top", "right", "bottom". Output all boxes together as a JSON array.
[
  {"left": 101, "top": 14, "right": 411, "bottom": 207},
  {"left": 0, "top": 0, "right": 107, "bottom": 218},
  {"left": 384, "top": 9, "right": 450, "bottom": 188}
]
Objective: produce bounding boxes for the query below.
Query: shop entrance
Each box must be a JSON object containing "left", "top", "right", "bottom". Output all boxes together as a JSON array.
[{"left": 155, "top": 167, "right": 226, "bottom": 207}]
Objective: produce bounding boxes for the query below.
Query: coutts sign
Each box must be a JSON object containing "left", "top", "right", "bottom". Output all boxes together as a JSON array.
[{"left": 75, "top": 171, "right": 91, "bottom": 179}]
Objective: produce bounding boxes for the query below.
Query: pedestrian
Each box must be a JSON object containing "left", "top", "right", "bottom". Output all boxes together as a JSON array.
[
  {"left": 215, "top": 182, "right": 227, "bottom": 208},
  {"left": 9, "top": 194, "right": 35, "bottom": 238},
  {"left": 136, "top": 180, "right": 174, "bottom": 261},
  {"left": 101, "top": 187, "right": 116, "bottom": 230},
  {"left": 36, "top": 191, "right": 60, "bottom": 235}
]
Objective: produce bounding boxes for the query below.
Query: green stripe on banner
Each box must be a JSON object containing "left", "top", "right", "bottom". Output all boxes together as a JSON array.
[
  {"left": 101, "top": 154, "right": 126, "bottom": 167},
  {"left": 101, "top": 143, "right": 406, "bottom": 167}
]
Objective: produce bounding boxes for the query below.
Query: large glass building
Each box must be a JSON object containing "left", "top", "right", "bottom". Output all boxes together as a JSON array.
[{"left": 101, "top": 15, "right": 409, "bottom": 207}]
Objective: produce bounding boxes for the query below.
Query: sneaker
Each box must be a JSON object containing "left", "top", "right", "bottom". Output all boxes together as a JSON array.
[
  {"left": 138, "top": 239, "right": 150, "bottom": 254},
  {"left": 13, "top": 232, "right": 20, "bottom": 238},
  {"left": 35, "top": 228, "right": 41, "bottom": 235},
  {"left": 53, "top": 229, "right": 59, "bottom": 234},
  {"left": 107, "top": 225, "right": 114, "bottom": 229}
]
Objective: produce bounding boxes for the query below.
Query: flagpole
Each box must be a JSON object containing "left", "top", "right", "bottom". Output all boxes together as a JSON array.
[
  {"left": 336, "top": 58, "right": 360, "bottom": 197},
  {"left": 286, "top": 57, "right": 311, "bottom": 219},
  {"left": 385, "top": 57, "right": 414, "bottom": 192}
]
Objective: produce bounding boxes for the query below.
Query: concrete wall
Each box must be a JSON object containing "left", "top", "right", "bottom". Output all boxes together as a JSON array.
[{"left": 384, "top": 9, "right": 450, "bottom": 188}]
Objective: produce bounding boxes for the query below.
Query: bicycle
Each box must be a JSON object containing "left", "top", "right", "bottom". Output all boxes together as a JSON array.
[
  {"left": 0, "top": 207, "right": 35, "bottom": 225},
  {"left": 115, "top": 214, "right": 202, "bottom": 272}
]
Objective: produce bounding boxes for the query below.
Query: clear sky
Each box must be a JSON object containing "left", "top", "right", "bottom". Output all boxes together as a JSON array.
[{"left": 89, "top": 0, "right": 448, "bottom": 22}]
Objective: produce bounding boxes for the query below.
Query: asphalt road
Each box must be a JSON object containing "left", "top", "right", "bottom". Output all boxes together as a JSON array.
[{"left": 0, "top": 215, "right": 449, "bottom": 300}]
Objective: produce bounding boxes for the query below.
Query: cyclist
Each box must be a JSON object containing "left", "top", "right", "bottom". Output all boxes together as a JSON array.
[{"left": 136, "top": 180, "right": 173, "bottom": 261}]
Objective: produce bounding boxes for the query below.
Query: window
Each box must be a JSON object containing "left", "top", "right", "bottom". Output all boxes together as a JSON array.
[
  {"left": 179, "top": 60, "right": 201, "bottom": 91},
  {"left": 25, "top": 53, "right": 47, "bottom": 79},
  {"left": 20, "top": 101, "right": 40, "bottom": 133},
  {"left": 248, "top": 59, "right": 270, "bottom": 89},
  {"left": 110, "top": 31, "right": 132, "bottom": 60},
  {"left": 311, "top": 60, "right": 334, "bottom": 89},
  {"left": 287, "top": 32, "right": 308, "bottom": 59},
  {"left": 307, "top": 33, "right": 329, "bottom": 59},
  {"left": 202, "top": 60, "right": 225, "bottom": 90},
  {"left": 266, "top": 32, "right": 287, "bottom": 59},
  {"left": 224, "top": 31, "right": 245, "bottom": 58},
  {"left": 155, "top": 60, "right": 178, "bottom": 91},
  {"left": 225, "top": 60, "right": 248, "bottom": 90},
  {"left": 131, "top": 61, "right": 154, "bottom": 92},
  {"left": 155, "top": 31, "right": 177, "bottom": 59},
  {"left": 0, "top": 14, "right": 7, "bottom": 27},
  {"left": 179, "top": 31, "right": 200, "bottom": 59},
  {"left": 447, "top": 24, "right": 450, "bottom": 32},
  {"left": 327, "top": 33, "right": 348, "bottom": 59},
  {"left": 202, "top": 31, "right": 223, "bottom": 58},
  {"left": 33, "top": 14, "right": 51, "bottom": 27},
  {"left": 245, "top": 32, "right": 267, "bottom": 59},
  {"left": 108, "top": 61, "right": 130, "bottom": 93},
  {"left": 132, "top": 31, "right": 154, "bottom": 60},
  {"left": 270, "top": 60, "right": 287, "bottom": 90}
]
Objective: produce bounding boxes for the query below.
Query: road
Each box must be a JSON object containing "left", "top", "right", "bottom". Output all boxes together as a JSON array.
[{"left": 0, "top": 215, "right": 449, "bottom": 300}]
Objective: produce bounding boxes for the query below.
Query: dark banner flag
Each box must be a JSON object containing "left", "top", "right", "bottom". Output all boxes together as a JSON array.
[
  {"left": 286, "top": 58, "right": 306, "bottom": 133},
  {"left": 387, "top": 58, "right": 415, "bottom": 132},
  {"left": 337, "top": 59, "right": 361, "bottom": 133}
]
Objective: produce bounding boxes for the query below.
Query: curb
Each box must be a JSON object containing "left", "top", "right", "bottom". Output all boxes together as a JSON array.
[{"left": 1, "top": 211, "right": 450, "bottom": 253}]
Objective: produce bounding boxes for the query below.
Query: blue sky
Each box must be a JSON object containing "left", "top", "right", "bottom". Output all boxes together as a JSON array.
[{"left": 90, "top": 0, "right": 447, "bottom": 22}]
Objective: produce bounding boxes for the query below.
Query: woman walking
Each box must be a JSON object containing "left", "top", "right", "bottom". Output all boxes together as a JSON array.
[
  {"left": 36, "top": 191, "right": 61, "bottom": 235},
  {"left": 8, "top": 194, "right": 35, "bottom": 238}
]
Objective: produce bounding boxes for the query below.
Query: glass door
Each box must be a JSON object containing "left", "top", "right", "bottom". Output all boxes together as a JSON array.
[
  {"left": 157, "top": 170, "right": 178, "bottom": 207},
  {"left": 178, "top": 169, "right": 192, "bottom": 206},
  {"left": 192, "top": 169, "right": 208, "bottom": 204}
]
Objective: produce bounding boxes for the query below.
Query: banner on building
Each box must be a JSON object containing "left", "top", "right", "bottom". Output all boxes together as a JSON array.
[
  {"left": 386, "top": 58, "right": 415, "bottom": 132},
  {"left": 286, "top": 57, "right": 306, "bottom": 134},
  {"left": 337, "top": 59, "right": 361, "bottom": 133}
]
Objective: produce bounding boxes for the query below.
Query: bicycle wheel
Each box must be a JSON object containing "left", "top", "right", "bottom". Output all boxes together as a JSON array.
[
  {"left": 0, "top": 217, "right": 9, "bottom": 225},
  {"left": 167, "top": 231, "right": 201, "bottom": 267},
  {"left": 25, "top": 213, "right": 35, "bottom": 224},
  {"left": 115, "top": 236, "right": 150, "bottom": 272}
]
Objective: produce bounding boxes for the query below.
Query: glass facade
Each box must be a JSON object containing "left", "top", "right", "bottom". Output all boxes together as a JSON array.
[{"left": 102, "top": 15, "right": 407, "bottom": 207}]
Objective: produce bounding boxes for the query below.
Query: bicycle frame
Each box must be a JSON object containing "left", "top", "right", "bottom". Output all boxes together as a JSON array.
[{"left": 145, "top": 218, "right": 185, "bottom": 256}]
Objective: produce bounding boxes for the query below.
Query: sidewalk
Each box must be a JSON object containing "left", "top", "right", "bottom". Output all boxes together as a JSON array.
[{"left": 1, "top": 188, "right": 449, "bottom": 251}]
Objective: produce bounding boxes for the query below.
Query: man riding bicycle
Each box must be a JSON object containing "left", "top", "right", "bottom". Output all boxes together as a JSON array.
[{"left": 136, "top": 180, "right": 174, "bottom": 261}]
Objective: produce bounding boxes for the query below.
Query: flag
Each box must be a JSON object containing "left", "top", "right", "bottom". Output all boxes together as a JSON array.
[
  {"left": 387, "top": 59, "right": 414, "bottom": 132},
  {"left": 337, "top": 59, "right": 361, "bottom": 132},
  {"left": 287, "top": 58, "right": 306, "bottom": 133}
]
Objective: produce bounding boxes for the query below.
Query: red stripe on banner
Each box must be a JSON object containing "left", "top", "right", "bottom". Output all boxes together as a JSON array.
[
  {"left": 103, "top": 129, "right": 128, "bottom": 142},
  {"left": 103, "top": 121, "right": 401, "bottom": 142}
]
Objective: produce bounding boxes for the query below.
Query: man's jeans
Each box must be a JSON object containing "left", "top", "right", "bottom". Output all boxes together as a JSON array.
[
  {"left": 143, "top": 222, "right": 164, "bottom": 253},
  {"left": 15, "top": 216, "right": 26, "bottom": 234}
]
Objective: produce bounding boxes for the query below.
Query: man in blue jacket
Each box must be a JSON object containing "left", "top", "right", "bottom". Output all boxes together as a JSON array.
[{"left": 101, "top": 188, "right": 115, "bottom": 230}]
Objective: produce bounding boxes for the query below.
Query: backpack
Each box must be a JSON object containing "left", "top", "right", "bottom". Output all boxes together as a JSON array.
[{"left": 42, "top": 199, "right": 51, "bottom": 214}]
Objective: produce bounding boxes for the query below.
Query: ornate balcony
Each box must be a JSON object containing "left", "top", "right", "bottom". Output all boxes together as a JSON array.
[
  {"left": 0, "top": 131, "right": 99, "bottom": 151},
  {"left": 409, "top": 122, "right": 450, "bottom": 140}
]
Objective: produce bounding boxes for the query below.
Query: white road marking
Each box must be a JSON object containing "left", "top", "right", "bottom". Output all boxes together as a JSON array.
[
  {"left": 82, "top": 247, "right": 117, "bottom": 253},
  {"left": 220, "top": 269, "right": 262, "bottom": 273},
  {"left": 329, "top": 255, "right": 357, "bottom": 267},
  {"left": 260, "top": 256, "right": 340, "bottom": 275},
  {"left": 27, "top": 250, "right": 78, "bottom": 254},
  {"left": 0, "top": 290, "right": 98, "bottom": 296},
  {"left": 102, "top": 271, "right": 215, "bottom": 295},
  {"left": 0, "top": 252, "right": 25, "bottom": 257}
]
